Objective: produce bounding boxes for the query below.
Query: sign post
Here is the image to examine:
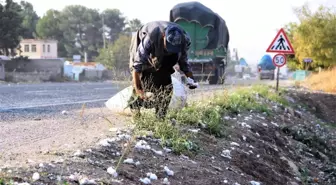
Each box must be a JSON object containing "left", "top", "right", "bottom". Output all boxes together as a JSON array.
[
  {"left": 303, "top": 58, "right": 313, "bottom": 71},
  {"left": 266, "top": 28, "right": 295, "bottom": 91},
  {"left": 272, "top": 54, "right": 287, "bottom": 91}
]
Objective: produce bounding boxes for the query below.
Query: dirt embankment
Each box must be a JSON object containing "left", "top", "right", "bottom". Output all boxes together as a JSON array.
[
  {"left": 288, "top": 89, "right": 336, "bottom": 124},
  {"left": 1, "top": 87, "right": 336, "bottom": 185}
]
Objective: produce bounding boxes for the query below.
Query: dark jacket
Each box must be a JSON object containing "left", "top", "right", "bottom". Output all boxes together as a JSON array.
[{"left": 129, "top": 21, "right": 191, "bottom": 75}]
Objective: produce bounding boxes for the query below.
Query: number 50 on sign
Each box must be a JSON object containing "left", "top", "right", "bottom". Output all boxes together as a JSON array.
[{"left": 272, "top": 54, "right": 287, "bottom": 67}]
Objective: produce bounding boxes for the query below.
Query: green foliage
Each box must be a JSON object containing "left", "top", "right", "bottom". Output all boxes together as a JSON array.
[
  {"left": 0, "top": 0, "right": 24, "bottom": 56},
  {"left": 135, "top": 85, "right": 289, "bottom": 155},
  {"left": 96, "top": 34, "right": 131, "bottom": 71},
  {"left": 0, "top": 178, "right": 14, "bottom": 185},
  {"left": 0, "top": 1, "right": 135, "bottom": 59},
  {"left": 19, "top": 1, "right": 39, "bottom": 39},
  {"left": 124, "top": 18, "right": 143, "bottom": 32},
  {"left": 102, "top": 9, "right": 126, "bottom": 43},
  {"left": 36, "top": 9, "right": 62, "bottom": 39},
  {"left": 36, "top": 9, "right": 67, "bottom": 57},
  {"left": 59, "top": 5, "right": 103, "bottom": 58},
  {"left": 35, "top": 6, "right": 128, "bottom": 58},
  {"left": 285, "top": 4, "right": 336, "bottom": 70},
  {"left": 135, "top": 113, "right": 196, "bottom": 155}
]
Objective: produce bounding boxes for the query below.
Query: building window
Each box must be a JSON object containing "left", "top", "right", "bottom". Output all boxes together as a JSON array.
[
  {"left": 47, "top": 45, "right": 50, "bottom": 52},
  {"left": 43, "top": 44, "right": 45, "bottom": 52},
  {"left": 24, "top": 45, "right": 29, "bottom": 52},
  {"left": 32, "top": 45, "right": 37, "bottom": 52}
]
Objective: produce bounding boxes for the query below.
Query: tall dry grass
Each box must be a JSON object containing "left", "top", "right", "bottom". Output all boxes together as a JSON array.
[{"left": 303, "top": 67, "right": 336, "bottom": 93}]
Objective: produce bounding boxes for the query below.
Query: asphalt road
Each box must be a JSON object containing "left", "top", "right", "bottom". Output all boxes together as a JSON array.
[
  {"left": 0, "top": 82, "right": 127, "bottom": 110},
  {"left": 0, "top": 82, "right": 129, "bottom": 121},
  {"left": 0, "top": 79, "right": 291, "bottom": 121}
]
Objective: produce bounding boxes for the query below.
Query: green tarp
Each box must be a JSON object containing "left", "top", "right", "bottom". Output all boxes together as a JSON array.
[{"left": 169, "top": 1, "right": 230, "bottom": 50}]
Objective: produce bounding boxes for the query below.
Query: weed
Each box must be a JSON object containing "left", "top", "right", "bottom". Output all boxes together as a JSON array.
[
  {"left": 317, "top": 120, "right": 336, "bottom": 129},
  {"left": 201, "top": 106, "right": 222, "bottom": 137},
  {"left": 300, "top": 167, "right": 310, "bottom": 185},
  {"left": 134, "top": 113, "right": 195, "bottom": 155},
  {"left": 0, "top": 178, "right": 14, "bottom": 185},
  {"left": 133, "top": 85, "right": 289, "bottom": 154},
  {"left": 116, "top": 131, "right": 137, "bottom": 171},
  {"left": 169, "top": 105, "right": 202, "bottom": 125}
]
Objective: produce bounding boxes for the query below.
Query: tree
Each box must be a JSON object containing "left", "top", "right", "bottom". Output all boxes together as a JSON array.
[
  {"left": 0, "top": 0, "right": 23, "bottom": 56},
  {"left": 36, "top": 9, "right": 61, "bottom": 39},
  {"left": 101, "top": 9, "right": 126, "bottom": 43},
  {"left": 284, "top": 22, "right": 300, "bottom": 71},
  {"left": 20, "top": 1, "right": 39, "bottom": 39},
  {"left": 96, "top": 34, "right": 131, "bottom": 71},
  {"left": 285, "top": 4, "right": 336, "bottom": 70},
  {"left": 36, "top": 9, "right": 67, "bottom": 57},
  {"left": 59, "top": 5, "right": 103, "bottom": 59},
  {"left": 125, "top": 18, "right": 143, "bottom": 32}
]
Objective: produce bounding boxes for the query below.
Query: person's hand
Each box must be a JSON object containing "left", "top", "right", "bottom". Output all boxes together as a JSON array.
[
  {"left": 136, "top": 89, "right": 146, "bottom": 99},
  {"left": 186, "top": 77, "right": 198, "bottom": 89},
  {"left": 188, "top": 84, "right": 198, "bottom": 89}
]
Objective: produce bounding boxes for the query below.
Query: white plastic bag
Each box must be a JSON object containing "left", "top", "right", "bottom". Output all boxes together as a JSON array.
[
  {"left": 169, "top": 76, "right": 188, "bottom": 109},
  {"left": 105, "top": 86, "right": 133, "bottom": 112},
  {"left": 105, "top": 76, "right": 187, "bottom": 112}
]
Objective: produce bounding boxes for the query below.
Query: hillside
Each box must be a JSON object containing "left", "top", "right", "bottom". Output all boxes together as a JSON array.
[{"left": 1, "top": 85, "right": 335, "bottom": 185}]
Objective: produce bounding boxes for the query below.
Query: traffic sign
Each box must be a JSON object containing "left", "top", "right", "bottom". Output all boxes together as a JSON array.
[
  {"left": 303, "top": 58, "right": 313, "bottom": 63},
  {"left": 266, "top": 28, "right": 295, "bottom": 54},
  {"left": 272, "top": 54, "right": 287, "bottom": 67}
]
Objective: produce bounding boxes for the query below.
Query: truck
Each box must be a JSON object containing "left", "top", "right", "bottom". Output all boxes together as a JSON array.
[
  {"left": 257, "top": 54, "right": 276, "bottom": 80},
  {"left": 170, "top": 2, "right": 230, "bottom": 84}
]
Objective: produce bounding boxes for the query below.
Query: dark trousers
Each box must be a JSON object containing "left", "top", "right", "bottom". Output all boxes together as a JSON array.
[
  {"left": 128, "top": 53, "right": 178, "bottom": 118},
  {"left": 128, "top": 72, "right": 173, "bottom": 119}
]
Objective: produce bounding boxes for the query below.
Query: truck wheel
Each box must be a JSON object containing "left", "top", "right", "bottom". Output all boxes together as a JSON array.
[
  {"left": 218, "top": 77, "right": 224, "bottom": 84},
  {"left": 218, "top": 67, "right": 225, "bottom": 84},
  {"left": 209, "top": 69, "right": 219, "bottom": 85},
  {"left": 209, "top": 76, "right": 218, "bottom": 84}
]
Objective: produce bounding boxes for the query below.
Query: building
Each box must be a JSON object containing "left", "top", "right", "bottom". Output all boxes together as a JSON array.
[
  {"left": 63, "top": 61, "right": 106, "bottom": 81},
  {"left": 18, "top": 39, "right": 58, "bottom": 59}
]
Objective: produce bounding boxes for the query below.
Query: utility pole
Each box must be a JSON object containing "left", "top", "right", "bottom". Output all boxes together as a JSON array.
[{"left": 102, "top": 12, "right": 106, "bottom": 49}]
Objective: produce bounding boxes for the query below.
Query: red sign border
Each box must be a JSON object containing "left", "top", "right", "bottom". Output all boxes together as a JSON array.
[
  {"left": 266, "top": 28, "right": 295, "bottom": 54},
  {"left": 272, "top": 53, "right": 287, "bottom": 67}
]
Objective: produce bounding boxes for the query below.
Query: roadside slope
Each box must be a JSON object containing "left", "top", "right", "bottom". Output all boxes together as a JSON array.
[{"left": 1, "top": 85, "right": 335, "bottom": 185}]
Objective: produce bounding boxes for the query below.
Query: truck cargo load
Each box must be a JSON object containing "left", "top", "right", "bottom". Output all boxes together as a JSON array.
[
  {"left": 170, "top": 2, "right": 229, "bottom": 50},
  {"left": 169, "top": 1, "right": 230, "bottom": 84},
  {"left": 258, "top": 54, "right": 276, "bottom": 80}
]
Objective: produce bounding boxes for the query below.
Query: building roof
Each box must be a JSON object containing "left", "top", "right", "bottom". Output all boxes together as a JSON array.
[{"left": 20, "top": 39, "right": 58, "bottom": 43}]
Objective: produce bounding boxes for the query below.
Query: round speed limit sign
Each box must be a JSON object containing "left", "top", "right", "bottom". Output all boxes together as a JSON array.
[{"left": 272, "top": 54, "right": 287, "bottom": 67}]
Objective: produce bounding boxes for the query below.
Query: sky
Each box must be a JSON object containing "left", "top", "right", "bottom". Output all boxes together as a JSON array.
[{"left": 17, "top": 0, "right": 336, "bottom": 65}]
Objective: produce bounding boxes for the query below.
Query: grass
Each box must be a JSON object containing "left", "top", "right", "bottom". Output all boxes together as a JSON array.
[
  {"left": 0, "top": 84, "right": 290, "bottom": 184},
  {"left": 303, "top": 67, "right": 336, "bottom": 93},
  {"left": 132, "top": 85, "right": 289, "bottom": 155},
  {"left": 0, "top": 178, "right": 14, "bottom": 185}
]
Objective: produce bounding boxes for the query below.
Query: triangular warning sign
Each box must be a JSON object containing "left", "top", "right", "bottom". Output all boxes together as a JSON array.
[{"left": 266, "top": 28, "right": 295, "bottom": 54}]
